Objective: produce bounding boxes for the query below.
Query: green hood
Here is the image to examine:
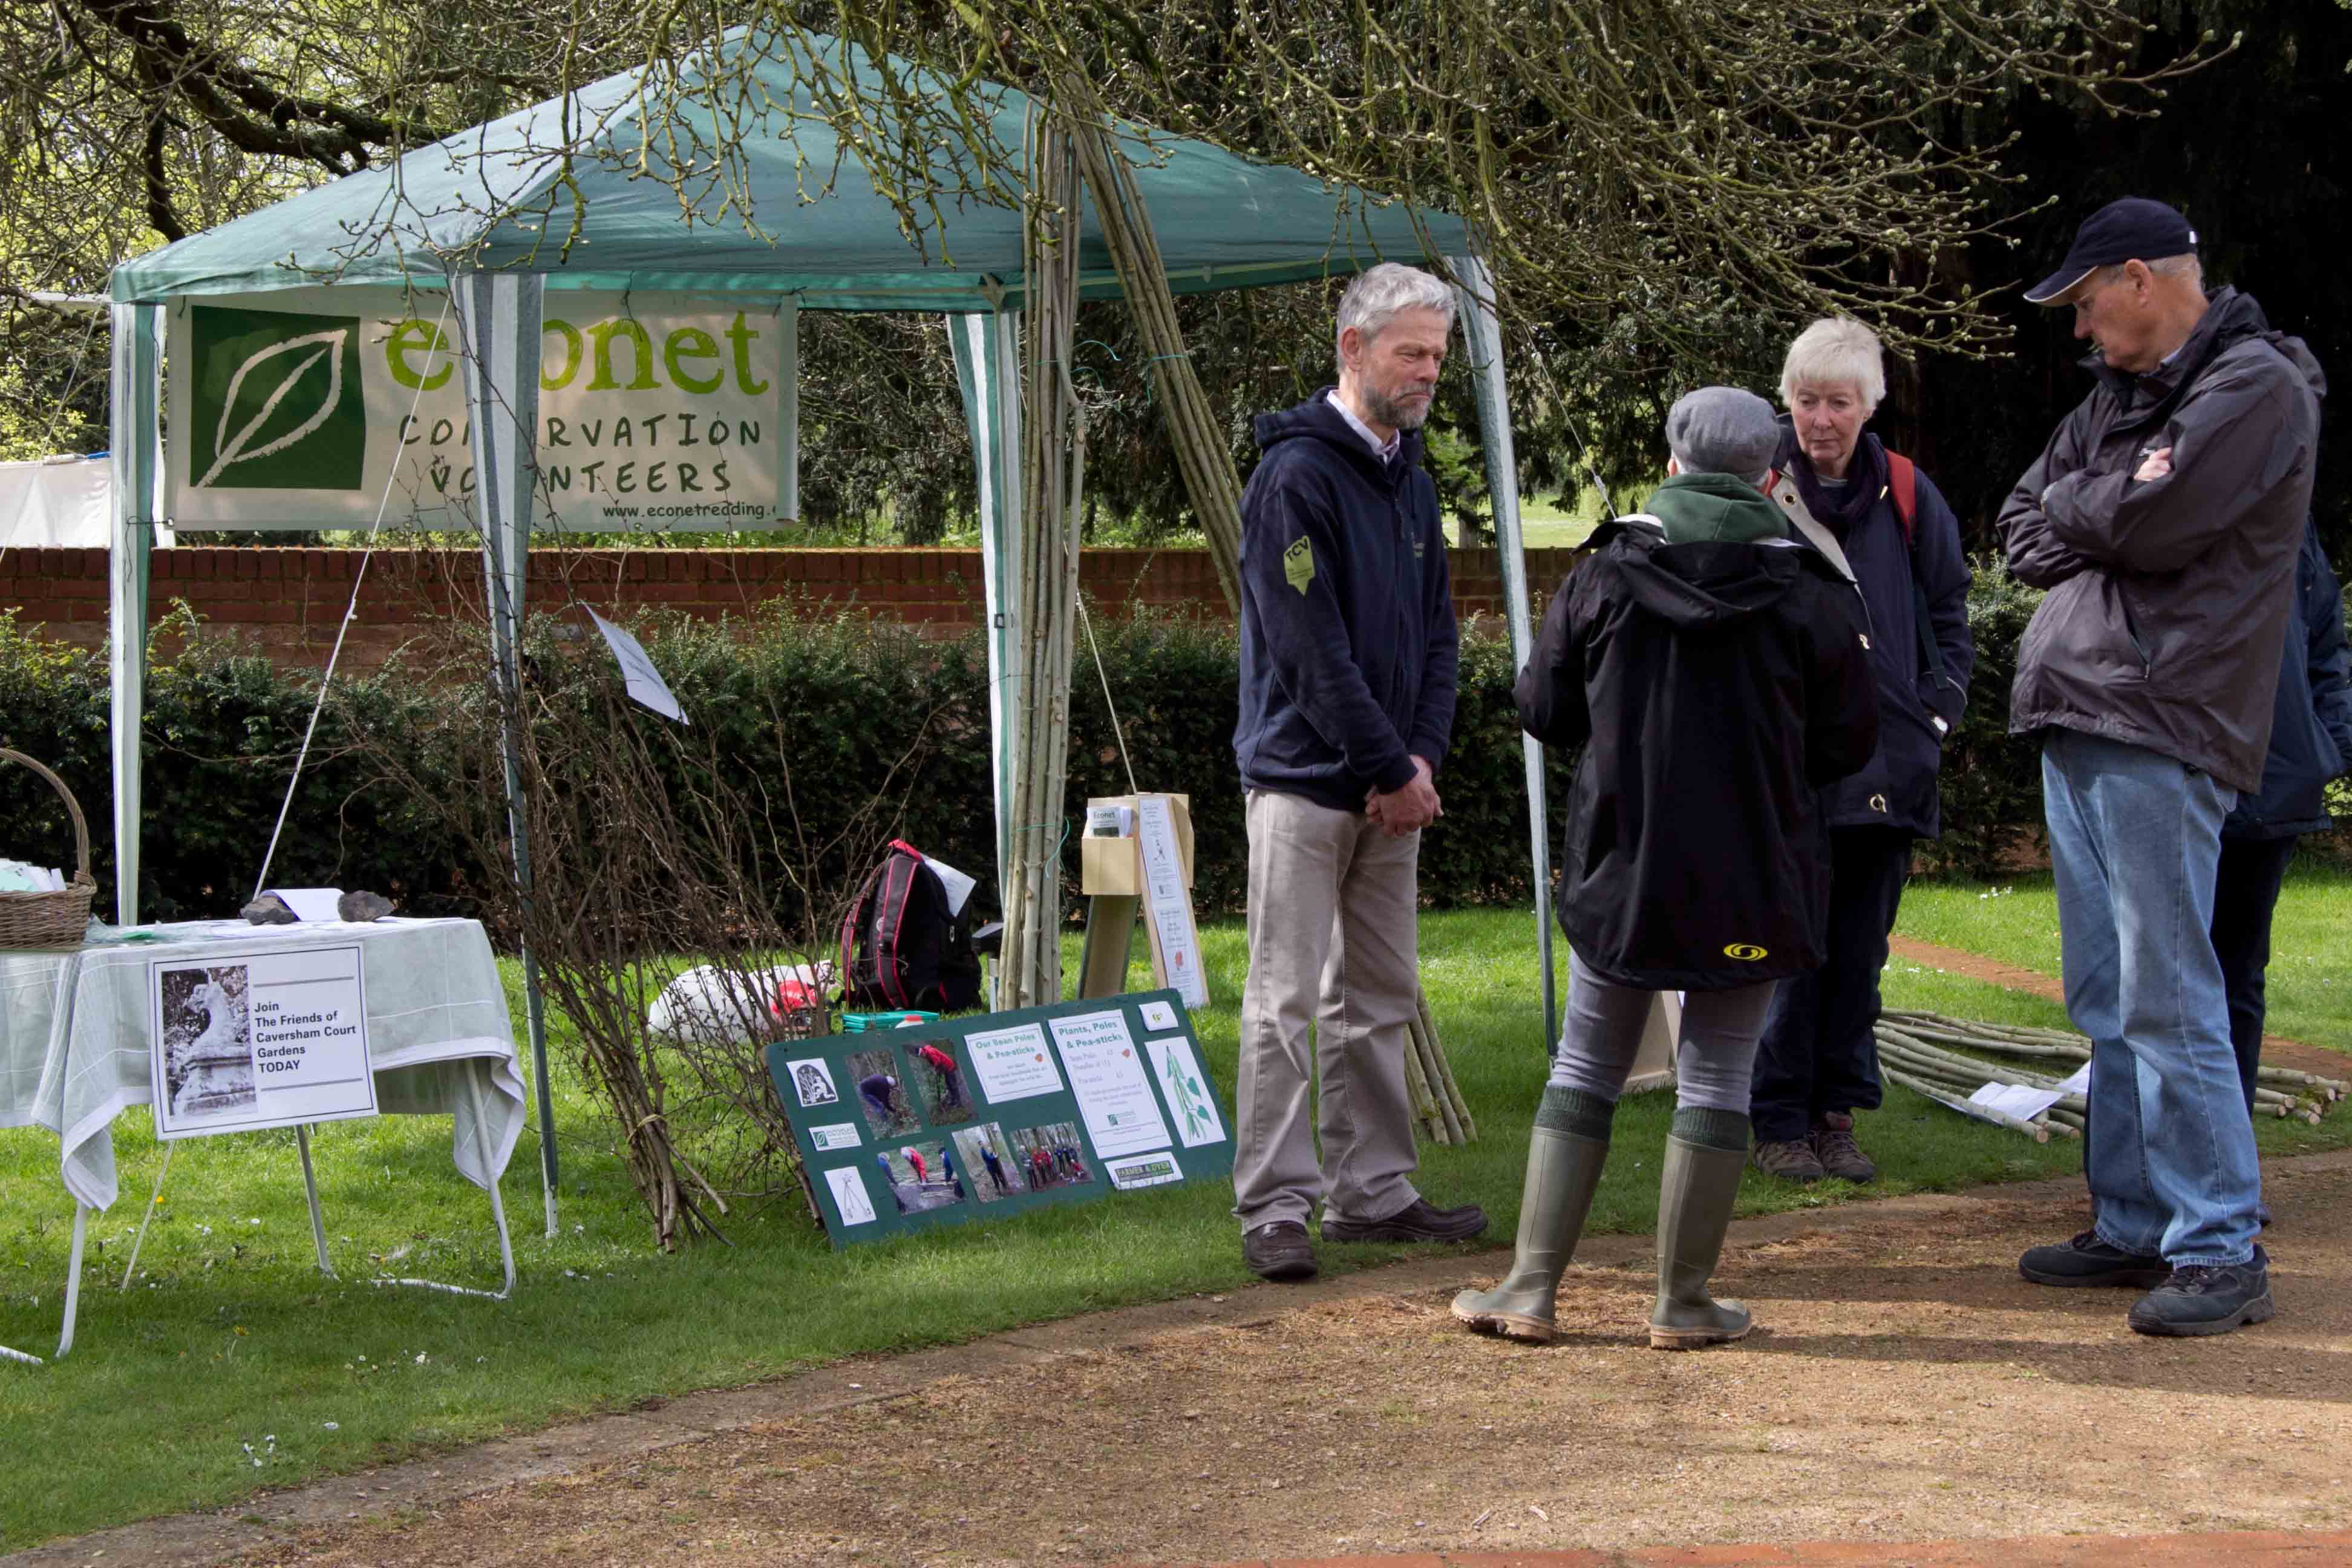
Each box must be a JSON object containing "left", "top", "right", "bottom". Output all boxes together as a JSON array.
[{"left": 1639, "top": 472, "right": 1786, "bottom": 544}]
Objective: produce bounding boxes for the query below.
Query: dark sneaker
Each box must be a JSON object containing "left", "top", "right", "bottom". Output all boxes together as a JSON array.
[
  {"left": 1242, "top": 1220, "right": 1318, "bottom": 1282},
  {"left": 2017, "top": 1229, "right": 2171, "bottom": 1289},
  {"left": 1809, "top": 1112, "right": 1877, "bottom": 1182},
  {"left": 2129, "top": 1248, "right": 2275, "bottom": 1338},
  {"left": 1321, "top": 1197, "right": 1488, "bottom": 1244},
  {"left": 1751, "top": 1138, "right": 1824, "bottom": 1184}
]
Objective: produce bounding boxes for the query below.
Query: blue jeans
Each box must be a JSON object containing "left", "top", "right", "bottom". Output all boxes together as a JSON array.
[{"left": 2042, "top": 729, "right": 2261, "bottom": 1267}]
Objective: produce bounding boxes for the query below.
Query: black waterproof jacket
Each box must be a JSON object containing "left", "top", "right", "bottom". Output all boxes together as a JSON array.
[
  {"left": 1771, "top": 426, "right": 1975, "bottom": 838},
  {"left": 1999, "top": 289, "right": 2327, "bottom": 794},
  {"left": 1233, "top": 390, "right": 1459, "bottom": 811},
  {"left": 2226, "top": 516, "right": 2352, "bottom": 840},
  {"left": 1517, "top": 515, "right": 1880, "bottom": 991}
]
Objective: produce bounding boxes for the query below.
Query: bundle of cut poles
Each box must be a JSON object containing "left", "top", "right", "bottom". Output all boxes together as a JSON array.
[
  {"left": 1403, "top": 991, "right": 1477, "bottom": 1146},
  {"left": 1876, "top": 1010, "right": 2345, "bottom": 1143}
]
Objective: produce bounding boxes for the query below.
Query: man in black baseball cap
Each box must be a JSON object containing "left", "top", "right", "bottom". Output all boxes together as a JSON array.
[
  {"left": 1998, "top": 198, "right": 2325, "bottom": 1339},
  {"left": 2021, "top": 195, "right": 2198, "bottom": 305}
]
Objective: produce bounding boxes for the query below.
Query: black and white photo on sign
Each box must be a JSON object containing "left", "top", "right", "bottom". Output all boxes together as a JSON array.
[
  {"left": 785, "top": 1056, "right": 839, "bottom": 1108},
  {"left": 158, "top": 964, "right": 256, "bottom": 1122}
]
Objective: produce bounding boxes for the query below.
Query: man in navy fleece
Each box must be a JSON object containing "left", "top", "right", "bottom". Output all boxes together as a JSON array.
[{"left": 1230, "top": 263, "right": 1486, "bottom": 1283}]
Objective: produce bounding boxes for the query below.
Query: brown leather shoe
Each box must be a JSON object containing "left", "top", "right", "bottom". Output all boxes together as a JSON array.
[
  {"left": 1809, "top": 1112, "right": 1877, "bottom": 1181},
  {"left": 1243, "top": 1220, "right": 1318, "bottom": 1282},
  {"left": 1751, "top": 1137, "right": 1824, "bottom": 1183},
  {"left": 1322, "top": 1197, "right": 1488, "bottom": 1243}
]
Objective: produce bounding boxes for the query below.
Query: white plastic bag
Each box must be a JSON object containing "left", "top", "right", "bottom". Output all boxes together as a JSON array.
[{"left": 645, "top": 962, "right": 830, "bottom": 1045}]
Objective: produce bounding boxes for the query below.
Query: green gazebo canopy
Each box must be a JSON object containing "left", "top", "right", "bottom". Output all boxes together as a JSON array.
[{"left": 109, "top": 32, "right": 1466, "bottom": 308}]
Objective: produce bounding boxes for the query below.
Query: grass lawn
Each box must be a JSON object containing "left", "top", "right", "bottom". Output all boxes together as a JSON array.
[
  {"left": 6, "top": 897, "right": 2350, "bottom": 1548},
  {"left": 1897, "top": 855, "right": 2352, "bottom": 1057}
]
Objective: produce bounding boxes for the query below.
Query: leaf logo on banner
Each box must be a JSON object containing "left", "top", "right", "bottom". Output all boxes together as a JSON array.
[{"left": 195, "top": 329, "right": 350, "bottom": 488}]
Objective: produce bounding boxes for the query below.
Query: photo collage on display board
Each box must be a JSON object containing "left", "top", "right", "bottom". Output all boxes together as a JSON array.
[{"left": 765, "top": 990, "right": 1232, "bottom": 1248}]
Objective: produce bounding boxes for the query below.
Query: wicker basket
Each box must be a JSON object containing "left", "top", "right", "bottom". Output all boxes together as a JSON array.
[{"left": 0, "top": 748, "right": 97, "bottom": 949}]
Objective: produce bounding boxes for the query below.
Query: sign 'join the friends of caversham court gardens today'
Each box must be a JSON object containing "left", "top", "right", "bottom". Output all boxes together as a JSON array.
[{"left": 163, "top": 287, "right": 798, "bottom": 531}]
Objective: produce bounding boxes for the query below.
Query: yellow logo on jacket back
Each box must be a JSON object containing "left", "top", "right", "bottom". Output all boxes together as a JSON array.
[
  {"left": 1283, "top": 536, "right": 1316, "bottom": 595},
  {"left": 1723, "top": 943, "right": 1769, "bottom": 962}
]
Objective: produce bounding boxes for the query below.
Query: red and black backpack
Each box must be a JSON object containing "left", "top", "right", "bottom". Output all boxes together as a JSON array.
[{"left": 838, "top": 840, "right": 982, "bottom": 1012}]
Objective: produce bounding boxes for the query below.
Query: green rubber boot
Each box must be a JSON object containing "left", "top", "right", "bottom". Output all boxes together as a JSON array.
[
  {"left": 1451, "top": 1087, "right": 1613, "bottom": 1344},
  {"left": 1650, "top": 1107, "right": 1755, "bottom": 1350}
]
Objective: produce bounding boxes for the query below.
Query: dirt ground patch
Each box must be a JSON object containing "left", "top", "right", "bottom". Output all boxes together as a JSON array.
[{"left": 33, "top": 1152, "right": 2351, "bottom": 1568}]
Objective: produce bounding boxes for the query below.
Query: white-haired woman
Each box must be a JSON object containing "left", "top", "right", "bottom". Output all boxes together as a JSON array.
[{"left": 1747, "top": 318, "right": 1976, "bottom": 1185}]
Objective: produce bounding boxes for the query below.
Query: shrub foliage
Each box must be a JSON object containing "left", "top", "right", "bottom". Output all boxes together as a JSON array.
[{"left": 2, "top": 573, "right": 2080, "bottom": 930}]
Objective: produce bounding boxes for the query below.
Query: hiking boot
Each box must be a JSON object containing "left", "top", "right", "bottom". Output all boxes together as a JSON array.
[
  {"left": 1650, "top": 1108, "right": 1755, "bottom": 1350},
  {"left": 2017, "top": 1229, "right": 2171, "bottom": 1289},
  {"left": 1241, "top": 1220, "right": 1317, "bottom": 1282},
  {"left": 1809, "top": 1112, "right": 1877, "bottom": 1182},
  {"left": 2129, "top": 1248, "right": 2275, "bottom": 1338},
  {"left": 1751, "top": 1137, "right": 1824, "bottom": 1184},
  {"left": 1453, "top": 1092, "right": 1615, "bottom": 1345},
  {"left": 1322, "top": 1196, "right": 1488, "bottom": 1244}
]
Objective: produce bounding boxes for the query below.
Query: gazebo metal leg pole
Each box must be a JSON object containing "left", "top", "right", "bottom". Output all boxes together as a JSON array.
[
  {"left": 117, "top": 1139, "right": 176, "bottom": 1288},
  {"left": 954, "top": 309, "right": 1026, "bottom": 1007},
  {"left": 457, "top": 270, "right": 558, "bottom": 1238},
  {"left": 59, "top": 1204, "right": 88, "bottom": 1359},
  {"left": 107, "top": 302, "right": 161, "bottom": 929},
  {"left": 1452, "top": 255, "right": 1557, "bottom": 1046},
  {"left": 375, "top": 1068, "right": 516, "bottom": 1300},
  {"left": 297, "top": 1125, "right": 333, "bottom": 1275}
]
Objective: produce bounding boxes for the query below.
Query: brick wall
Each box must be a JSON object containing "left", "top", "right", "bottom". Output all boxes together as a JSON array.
[{"left": 0, "top": 544, "right": 1580, "bottom": 668}]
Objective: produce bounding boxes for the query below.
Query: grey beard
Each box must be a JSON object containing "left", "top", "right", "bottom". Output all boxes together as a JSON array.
[{"left": 1361, "top": 384, "right": 1431, "bottom": 433}]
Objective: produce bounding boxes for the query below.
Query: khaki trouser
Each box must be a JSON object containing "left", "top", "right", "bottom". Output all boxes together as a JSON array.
[{"left": 1232, "top": 789, "right": 1422, "bottom": 1230}]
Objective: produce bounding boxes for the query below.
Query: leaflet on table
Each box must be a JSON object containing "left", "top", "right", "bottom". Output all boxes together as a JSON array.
[
  {"left": 148, "top": 943, "right": 376, "bottom": 1138},
  {"left": 1145, "top": 1033, "right": 1226, "bottom": 1148},
  {"left": 964, "top": 1021, "right": 1063, "bottom": 1103},
  {"left": 1047, "top": 1009, "right": 1171, "bottom": 1158},
  {"left": 258, "top": 887, "right": 346, "bottom": 923}
]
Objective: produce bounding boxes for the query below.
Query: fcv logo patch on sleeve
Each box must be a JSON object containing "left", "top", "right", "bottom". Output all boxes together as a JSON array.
[{"left": 189, "top": 305, "right": 367, "bottom": 491}]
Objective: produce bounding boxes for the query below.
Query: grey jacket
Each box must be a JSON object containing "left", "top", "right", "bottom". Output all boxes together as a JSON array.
[{"left": 1998, "top": 289, "right": 2327, "bottom": 794}]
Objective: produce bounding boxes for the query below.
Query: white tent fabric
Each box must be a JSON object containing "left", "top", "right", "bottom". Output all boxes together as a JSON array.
[{"left": 0, "top": 457, "right": 171, "bottom": 550}]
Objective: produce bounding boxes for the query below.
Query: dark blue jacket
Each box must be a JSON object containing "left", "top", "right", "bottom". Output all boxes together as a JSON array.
[
  {"left": 1774, "top": 425, "right": 1975, "bottom": 838},
  {"left": 2226, "top": 517, "right": 2352, "bottom": 840},
  {"left": 1233, "top": 390, "right": 1459, "bottom": 811}
]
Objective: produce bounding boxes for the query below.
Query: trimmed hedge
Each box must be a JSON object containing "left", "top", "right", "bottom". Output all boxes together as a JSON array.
[{"left": 2, "top": 573, "right": 2066, "bottom": 930}]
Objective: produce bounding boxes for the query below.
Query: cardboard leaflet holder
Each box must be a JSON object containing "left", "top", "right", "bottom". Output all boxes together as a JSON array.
[{"left": 1076, "top": 794, "right": 1204, "bottom": 1004}]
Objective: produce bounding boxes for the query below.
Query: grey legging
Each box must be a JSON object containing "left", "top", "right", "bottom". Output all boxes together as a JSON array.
[{"left": 1546, "top": 952, "right": 1775, "bottom": 1113}]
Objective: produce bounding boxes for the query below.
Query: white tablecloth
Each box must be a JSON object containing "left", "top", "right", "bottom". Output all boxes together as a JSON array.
[{"left": 1, "top": 918, "right": 524, "bottom": 1210}]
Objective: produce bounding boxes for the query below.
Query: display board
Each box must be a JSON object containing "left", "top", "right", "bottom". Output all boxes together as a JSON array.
[
  {"left": 765, "top": 990, "right": 1230, "bottom": 1248},
  {"left": 163, "top": 286, "right": 797, "bottom": 531}
]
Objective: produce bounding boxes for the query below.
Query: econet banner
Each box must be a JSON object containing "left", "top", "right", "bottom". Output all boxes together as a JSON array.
[{"left": 163, "top": 287, "right": 797, "bottom": 531}]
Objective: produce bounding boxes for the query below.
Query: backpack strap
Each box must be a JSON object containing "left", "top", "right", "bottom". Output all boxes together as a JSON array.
[
  {"left": 1883, "top": 448, "right": 1946, "bottom": 708},
  {"left": 1886, "top": 451, "right": 1918, "bottom": 547}
]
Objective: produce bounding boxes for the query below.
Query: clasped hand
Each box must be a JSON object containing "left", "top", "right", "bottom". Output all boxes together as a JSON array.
[{"left": 1364, "top": 756, "right": 1441, "bottom": 837}]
